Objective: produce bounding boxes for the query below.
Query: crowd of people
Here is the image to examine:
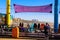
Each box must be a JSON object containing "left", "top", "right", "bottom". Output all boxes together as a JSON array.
[
  {"left": 0, "top": 22, "right": 50, "bottom": 37},
  {"left": 18, "top": 22, "right": 50, "bottom": 36}
]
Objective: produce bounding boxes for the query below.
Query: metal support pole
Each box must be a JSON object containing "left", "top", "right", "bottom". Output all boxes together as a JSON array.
[
  {"left": 54, "top": 0, "right": 58, "bottom": 33},
  {"left": 6, "top": 0, "right": 11, "bottom": 27}
]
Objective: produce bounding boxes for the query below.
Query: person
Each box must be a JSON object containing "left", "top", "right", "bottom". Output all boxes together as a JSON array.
[
  {"left": 27, "top": 24, "right": 30, "bottom": 32},
  {"left": 19, "top": 23, "right": 21, "bottom": 32},
  {"left": 21, "top": 23, "right": 25, "bottom": 32},
  {"left": 44, "top": 23, "right": 50, "bottom": 40},
  {"left": 37, "top": 23, "right": 40, "bottom": 30},
  {"left": 19, "top": 23, "right": 21, "bottom": 27},
  {"left": 1, "top": 24, "right": 5, "bottom": 34},
  {"left": 37, "top": 23, "right": 41, "bottom": 32},
  {"left": 21, "top": 23, "right": 24, "bottom": 27},
  {"left": 28, "top": 23, "right": 34, "bottom": 32},
  {"left": 40, "top": 23, "right": 45, "bottom": 33},
  {"left": 19, "top": 23, "right": 24, "bottom": 32},
  {"left": 34, "top": 23, "right": 37, "bottom": 33},
  {"left": 44, "top": 23, "right": 50, "bottom": 36},
  {"left": 24, "top": 23, "right": 30, "bottom": 32}
]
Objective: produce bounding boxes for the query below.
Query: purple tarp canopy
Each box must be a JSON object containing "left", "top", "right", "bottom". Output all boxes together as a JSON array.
[{"left": 14, "top": 4, "right": 52, "bottom": 13}]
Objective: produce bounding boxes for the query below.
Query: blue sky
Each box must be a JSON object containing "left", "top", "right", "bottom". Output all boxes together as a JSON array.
[{"left": 0, "top": 0, "right": 60, "bottom": 23}]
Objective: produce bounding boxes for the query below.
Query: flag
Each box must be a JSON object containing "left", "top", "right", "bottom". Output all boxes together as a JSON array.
[{"left": 14, "top": 4, "right": 52, "bottom": 13}]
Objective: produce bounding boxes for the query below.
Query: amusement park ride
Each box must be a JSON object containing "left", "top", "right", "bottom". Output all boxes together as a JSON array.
[
  {"left": 5, "top": 0, "right": 59, "bottom": 33},
  {"left": 5, "top": 0, "right": 59, "bottom": 32},
  {"left": 2, "top": 0, "right": 58, "bottom": 34},
  {"left": 0, "top": 0, "right": 59, "bottom": 38}
]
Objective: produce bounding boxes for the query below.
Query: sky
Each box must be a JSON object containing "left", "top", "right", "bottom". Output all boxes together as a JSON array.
[{"left": 0, "top": 0, "right": 60, "bottom": 23}]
